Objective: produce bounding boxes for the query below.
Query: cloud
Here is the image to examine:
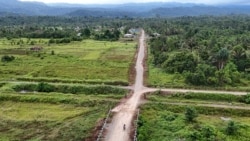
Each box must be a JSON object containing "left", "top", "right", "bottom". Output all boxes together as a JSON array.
[{"left": 19, "top": 0, "right": 250, "bottom": 5}]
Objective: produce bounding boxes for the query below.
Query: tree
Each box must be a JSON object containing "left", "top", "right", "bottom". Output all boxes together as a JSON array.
[
  {"left": 216, "top": 48, "right": 229, "bottom": 70},
  {"left": 82, "top": 28, "right": 91, "bottom": 38},
  {"left": 162, "top": 51, "right": 198, "bottom": 73},
  {"left": 232, "top": 45, "right": 246, "bottom": 60},
  {"left": 185, "top": 107, "right": 198, "bottom": 122},
  {"left": 201, "top": 125, "right": 216, "bottom": 140}
]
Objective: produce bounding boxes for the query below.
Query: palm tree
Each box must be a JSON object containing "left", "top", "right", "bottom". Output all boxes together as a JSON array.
[
  {"left": 217, "top": 48, "right": 229, "bottom": 70},
  {"left": 232, "top": 45, "right": 246, "bottom": 60}
]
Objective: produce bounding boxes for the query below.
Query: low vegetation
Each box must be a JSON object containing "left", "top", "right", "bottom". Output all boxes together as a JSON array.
[
  {"left": 138, "top": 93, "right": 250, "bottom": 141},
  {"left": 0, "top": 39, "right": 136, "bottom": 83},
  {"left": 0, "top": 83, "right": 126, "bottom": 141}
]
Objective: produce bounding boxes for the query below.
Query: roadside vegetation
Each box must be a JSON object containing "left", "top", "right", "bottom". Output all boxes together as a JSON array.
[{"left": 138, "top": 92, "right": 250, "bottom": 141}]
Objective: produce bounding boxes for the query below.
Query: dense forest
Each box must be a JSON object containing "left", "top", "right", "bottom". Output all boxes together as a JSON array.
[{"left": 144, "top": 15, "right": 250, "bottom": 86}]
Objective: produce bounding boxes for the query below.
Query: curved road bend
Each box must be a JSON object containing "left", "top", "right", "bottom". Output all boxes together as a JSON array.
[{"left": 104, "top": 30, "right": 146, "bottom": 141}]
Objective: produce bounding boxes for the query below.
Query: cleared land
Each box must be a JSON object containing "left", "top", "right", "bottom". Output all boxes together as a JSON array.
[{"left": 0, "top": 39, "right": 136, "bottom": 84}]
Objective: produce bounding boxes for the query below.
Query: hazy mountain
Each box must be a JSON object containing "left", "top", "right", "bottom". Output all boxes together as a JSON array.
[
  {"left": 0, "top": 0, "right": 250, "bottom": 17},
  {"left": 147, "top": 6, "right": 250, "bottom": 17},
  {"left": 0, "top": 0, "right": 75, "bottom": 15},
  {"left": 48, "top": 2, "right": 197, "bottom": 12}
]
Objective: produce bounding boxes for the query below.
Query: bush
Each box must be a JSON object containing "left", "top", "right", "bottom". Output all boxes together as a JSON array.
[
  {"left": 37, "top": 82, "right": 54, "bottom": 92},
  {"left": 1, "top": 55, "right": 15, "bottom": 62},
  {"left": 185, "top": 107, "right": 198, "bottom": 122},
  {"left": 225, "top": 121, "right": 238, "bottom": 135},
  {"left": 243, "top": 94, "right": 250, "bottom": 104}
]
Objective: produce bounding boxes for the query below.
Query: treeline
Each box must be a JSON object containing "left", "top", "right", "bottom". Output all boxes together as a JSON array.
[
  {"left": 0, "top": 16, "right": 136, "bottom": 42},
  {"left": 146, "top": 15, "right": 250, "bottom": 86}
]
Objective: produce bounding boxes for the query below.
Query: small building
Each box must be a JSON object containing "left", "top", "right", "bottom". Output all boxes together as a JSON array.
[
  {"left": 124, "top": 34, "right": 134, "bottom": 38},
  {"left": 153, "top": 33, "right": 161, "bottom": 37}
]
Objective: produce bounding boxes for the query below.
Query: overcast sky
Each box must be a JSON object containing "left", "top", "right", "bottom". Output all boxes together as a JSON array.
[{"left": 19, "top": 0, "right": 250, "bottom": 5}]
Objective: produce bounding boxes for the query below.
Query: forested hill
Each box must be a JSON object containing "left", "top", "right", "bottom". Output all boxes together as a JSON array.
[
  {"left": 0, "top": 0, "right": 74, "bottom": 16},
  {"left": 146, "top": 6, "right": 250, "bottom": 17},
  {"left": 0, "top": 0, "right": 250, "bottom": 17}
]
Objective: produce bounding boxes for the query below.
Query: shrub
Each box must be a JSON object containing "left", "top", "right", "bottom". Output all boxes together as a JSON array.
[
  {"left": 1, "top": 55, "right": 15, "bottom": 62},
  {"left": 243, "top": 94, "right": 250, "bottom": 104},
  {"left": 225, "top": 121, "right": 238, "bottom": 135},
  {"left": 185, "top": 107, "right": 198, "bottom": 122},
  {"left": 37, "top": 82, "right": 54, "bottom": 92},
  {"left": 13, "top": 83, "right": 127, "bottom": 95}
]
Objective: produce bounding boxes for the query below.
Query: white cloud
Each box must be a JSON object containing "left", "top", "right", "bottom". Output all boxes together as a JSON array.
[{"left": 19, "top": 0, "right": 250, "bottom": 5}]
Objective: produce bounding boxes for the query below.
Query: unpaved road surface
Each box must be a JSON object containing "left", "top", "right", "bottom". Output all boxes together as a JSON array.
[{"left": 104, "top": 30, "right": 146, "bottom": 141}]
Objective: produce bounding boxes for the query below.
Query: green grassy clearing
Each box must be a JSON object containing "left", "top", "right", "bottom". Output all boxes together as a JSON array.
[
  {"left": 138, "top": 93, "right": 250, "bottom": 141},
  {"left": 0, "top": 39, "right": 136, "bottom": 83},
  {"left": 0, "top": 82, "right": 126, "bottom": 141},
  {"left": 0, "top": 91, "right": 123, "bottom": 141}
]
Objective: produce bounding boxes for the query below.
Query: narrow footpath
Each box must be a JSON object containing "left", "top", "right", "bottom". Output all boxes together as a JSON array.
[{"left": 104, "top": 30, "right": 146, "bottom": 141}]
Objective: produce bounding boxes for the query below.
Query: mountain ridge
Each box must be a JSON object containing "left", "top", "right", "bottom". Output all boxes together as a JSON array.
[{"left": 1, "top": 0, "right": 250, "bottom": 17}]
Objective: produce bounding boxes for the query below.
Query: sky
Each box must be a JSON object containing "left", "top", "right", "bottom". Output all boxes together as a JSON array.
[{"left": 19, "top": 0, "right": 250, "bottom": 5}]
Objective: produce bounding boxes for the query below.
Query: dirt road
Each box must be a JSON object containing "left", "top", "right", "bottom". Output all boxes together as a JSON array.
[
  {"left": 104, "top": 30, "right": 146, "bottom": 141},
  {"left": 102, "top": 29, "right": 249, "bottom": 141}
]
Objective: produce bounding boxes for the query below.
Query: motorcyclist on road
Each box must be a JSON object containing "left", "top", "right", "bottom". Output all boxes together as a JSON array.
[{"left": 123, "top": 124, "right": 126, "bottom": 130}]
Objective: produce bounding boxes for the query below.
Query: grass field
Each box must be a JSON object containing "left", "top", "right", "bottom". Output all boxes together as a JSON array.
[
  {"left": 0, "top": 86, "right": 125, "bottom": 141},
  {"left": 0, "top": 38, "right": 136, "bottom": 83},
  {"left": 138, "top": 93, "right": 250, "bottom": 141}
]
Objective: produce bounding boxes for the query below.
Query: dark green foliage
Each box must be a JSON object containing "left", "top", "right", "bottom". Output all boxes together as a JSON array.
[
  {"left": 162, "top": 51, "right": 198, "bottom": 73},
  {"left": 16, "top": 77, "right": 129, "bottom": 86},
  {"left": 82, "top": 28, "right": 91, "bottom": 38},
  {"left": 13, "top": 83, "right": 127, "bottom": 95},
  {"left": 185, "top": 107, "right": 198, "bottom": 122},
  {"left": 170, "top": 92, "right": 243, "bottom": 103},
  {"left": 147, "top": 15, "right": 250, "bottom": 87},
  {"left": 1, "top": 55, "right": 15, "bottom": 62},
  {"left": 94, "top": 29, "right": 121, "bottom": 41},
  {"left": 37, "top": 82, "right": 54, "bottom": 92},
  {"left": 51, "top": 50, "right": 55, "bottom": 55},
  {"left": 243, "top": 94, "right": 250, "bottom": 104},
  {"left": 226, "top": 121, "right": 238, "bottom": 135},
  {"left": 216, "top": 48, "right": 229, "bottom": 70}
]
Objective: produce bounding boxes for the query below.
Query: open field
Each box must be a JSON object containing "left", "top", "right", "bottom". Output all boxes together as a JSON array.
[
  {"left": 0, "top": 39, "right": 136, "bottom": 84},
  {"left": 0, "top": 83, "right": 126, "bottom": 141},
  {"left": 138, "top": 93, "right": 250, "bottom": 141}
]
